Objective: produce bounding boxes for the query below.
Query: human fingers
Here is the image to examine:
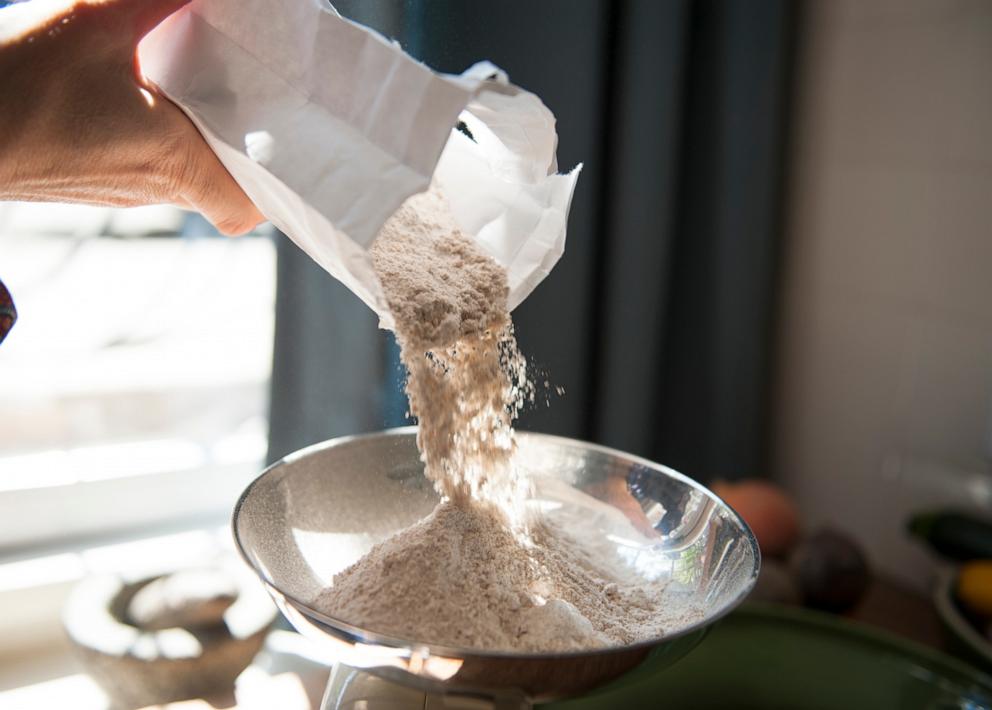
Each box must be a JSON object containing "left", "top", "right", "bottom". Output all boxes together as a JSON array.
[{"left": 166, "top": 108, "right": 264, "bottom": 236}]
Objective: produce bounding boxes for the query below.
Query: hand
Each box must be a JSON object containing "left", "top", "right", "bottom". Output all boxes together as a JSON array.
[
  {"left": 583, "top": 477, "right": 660, "bottom": 538},
  {"left": 0, "top": 0, "right": 264, "bottom": 235}
]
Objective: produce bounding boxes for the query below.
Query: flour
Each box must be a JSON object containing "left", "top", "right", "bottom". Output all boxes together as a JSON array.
[
  {"left": 370, "top": 187, "right": 531, "bottom": 512},
  {"left": 315, "top": 184, "right": 688, "bottom": 652},
  {"left": 315, "top": 501, "right": 696, "bottom": 652},
  {"left": 371, "top": 187, "right": 508, "bottom": 353}
]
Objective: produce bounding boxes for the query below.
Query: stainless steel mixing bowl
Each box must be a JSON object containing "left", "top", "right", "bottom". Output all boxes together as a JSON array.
[{"left": 232, "top": 428, "right": 760, "bottom": 704}]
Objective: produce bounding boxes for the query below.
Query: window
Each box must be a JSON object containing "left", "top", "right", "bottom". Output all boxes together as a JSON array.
[{"left": 0, "top": 202, "right": 275, "bottom": 553}]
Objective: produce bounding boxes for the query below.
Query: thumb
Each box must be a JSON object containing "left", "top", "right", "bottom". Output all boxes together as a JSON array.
[{"left": 174, "top": 123, "right": 265, "bottom": 236}]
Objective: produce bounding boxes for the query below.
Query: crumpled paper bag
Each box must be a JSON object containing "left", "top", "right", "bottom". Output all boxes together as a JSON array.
[{"left": 139, "top": 0, "right": 580, "bottom": 325}]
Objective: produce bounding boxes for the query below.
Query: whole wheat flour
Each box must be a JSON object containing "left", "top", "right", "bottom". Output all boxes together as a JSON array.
[
  {"left": 315, "top": 500, "right": 698, "bottom": 652},
  {"left": 315, "top": 184, "right": 687, "bottom": 652},
  {"left": 370, "top": 186, "right": 531, "bottom": 511}
]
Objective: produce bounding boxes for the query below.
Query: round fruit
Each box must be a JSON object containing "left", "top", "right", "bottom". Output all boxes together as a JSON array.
[
  {"left": 956, "top": 560, "right": 992, "bottom": 618},
  {"left": 790, "top": 529, "right": 870, "bottom": 612},
  {"left": 711, "top": 479, "right": 801, "bottom": 558}
]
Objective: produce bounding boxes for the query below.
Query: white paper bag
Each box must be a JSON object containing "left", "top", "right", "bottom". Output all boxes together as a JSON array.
[{"left": 139, "top": 0, "right": 580, "bottom": 325}]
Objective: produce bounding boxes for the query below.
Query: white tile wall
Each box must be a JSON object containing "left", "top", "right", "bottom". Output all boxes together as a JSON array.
[{"left": 775, "top": 0, "right": 992, "bottom": 590}]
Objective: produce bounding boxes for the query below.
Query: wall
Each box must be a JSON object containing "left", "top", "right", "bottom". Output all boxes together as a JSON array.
[{"left": 775, "top": 0, "right": 992, "bottom": 589}]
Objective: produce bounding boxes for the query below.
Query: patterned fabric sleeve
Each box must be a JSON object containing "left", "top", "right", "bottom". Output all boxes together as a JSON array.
[{"left": 0, "top": 278, "right": 16, "bottom": 345}]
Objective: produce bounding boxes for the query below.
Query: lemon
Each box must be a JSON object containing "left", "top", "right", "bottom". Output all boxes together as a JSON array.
[{"left": 956, "top": 561, "right": 992, "bottom": 617}]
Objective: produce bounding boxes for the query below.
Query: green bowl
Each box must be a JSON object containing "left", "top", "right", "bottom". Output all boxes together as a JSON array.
[
  {"left": 545, "top": 602, "right": 992, "bottom": 709},
  {"left": 935, "top": 568, "right": 992, "bottom": 673}
]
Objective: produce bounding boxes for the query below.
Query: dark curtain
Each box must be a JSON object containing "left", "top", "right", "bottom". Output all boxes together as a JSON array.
[
  {"left": 266, "top": 0, "right": 403, "bottom": 463},
  {"left": 268, "top": 0, "right": 795, "bottom": 484}
]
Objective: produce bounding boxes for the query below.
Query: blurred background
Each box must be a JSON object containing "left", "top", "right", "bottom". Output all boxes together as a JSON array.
[{"left": 1, "top": 0, "right": 991, "bottom": 707}]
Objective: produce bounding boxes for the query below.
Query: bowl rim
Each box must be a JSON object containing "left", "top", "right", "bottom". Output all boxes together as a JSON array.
[
  {"left": 934, "top": 566, "right": 992, "bottom": 666},
  {"left": 231, "top": 426, "right": 761, "bottom": 661}
]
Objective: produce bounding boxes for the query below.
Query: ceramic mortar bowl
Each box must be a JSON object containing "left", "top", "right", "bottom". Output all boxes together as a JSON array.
[{"left": 64, "top": 564, "right": 276, "bottom": 709}]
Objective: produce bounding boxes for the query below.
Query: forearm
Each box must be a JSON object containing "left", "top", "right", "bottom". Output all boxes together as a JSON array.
[{"left": 0, "top": 25, "right": 48, "bottom": 198}]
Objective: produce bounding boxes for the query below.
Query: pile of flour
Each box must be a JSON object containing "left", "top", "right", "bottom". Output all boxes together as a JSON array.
[
  {"left": 316, "top": 501, "right": 685, "bottom": 652},
  {"left": 314, "top": 184, "right": 682, "bottom": 651}
]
